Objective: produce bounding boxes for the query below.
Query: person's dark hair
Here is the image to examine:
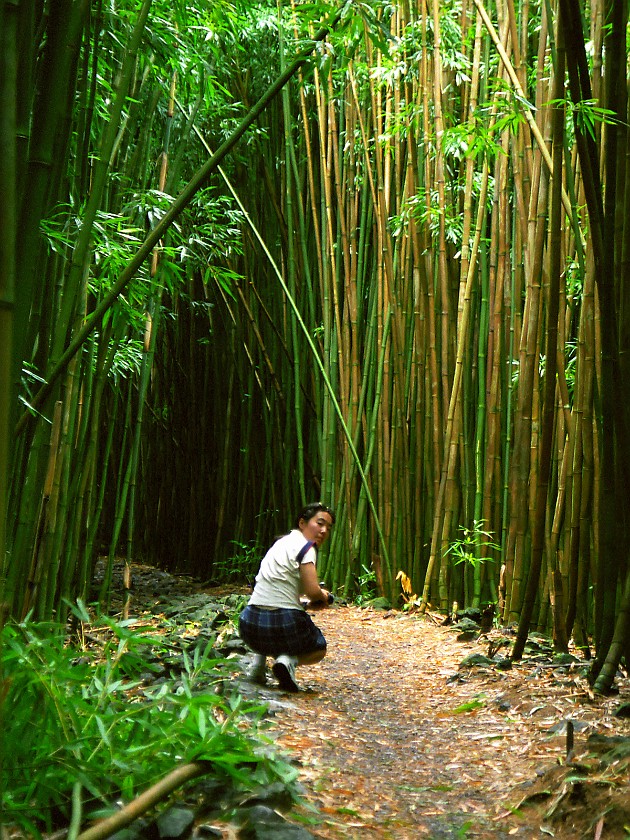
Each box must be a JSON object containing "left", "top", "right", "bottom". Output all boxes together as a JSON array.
[{"left": 295, "top": 502, "right": 336, "bottom": 528}]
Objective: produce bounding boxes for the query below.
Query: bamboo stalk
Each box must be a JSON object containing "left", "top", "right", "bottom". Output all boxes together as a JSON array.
[
  {"left": 77, "top": 762, "right": 212, "bottom": 840},
  {"left": 279, "top": 17, "right": 307, "bottom": 501},
  {"left": 513, "top": 16, "right": 565, "bottom": 659},
  {"left": 124, "top": 68, "right": 177, "bottom": 617},
  {"left": 430, "top": 0, "right": 455, "bottom": 418},
  {"left": 11, "top": 1, "right": 89, "bottom": 440},
  {"left": 0, "top": 0, "right": 18, "bottom": 604}
]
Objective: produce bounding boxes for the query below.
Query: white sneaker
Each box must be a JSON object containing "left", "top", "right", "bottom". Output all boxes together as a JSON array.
[
  {"left": 272, "top": 654, "right": 299, "bottom": 692},
  {"left": 247, "top": 654, "right": 267, "bottom": 685}
]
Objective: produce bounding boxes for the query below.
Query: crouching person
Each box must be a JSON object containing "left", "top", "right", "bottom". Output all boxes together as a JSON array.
[{"left": 239, "top": 503, "right": 335, "bottom": 692}]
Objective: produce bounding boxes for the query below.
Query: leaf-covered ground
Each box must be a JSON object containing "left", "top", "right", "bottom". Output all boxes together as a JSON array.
[
  {"left": 236, "top": 604, "right": 630, "bottom": 839},
  {"left": 98, "top": 563, "right": 630, "bottom": 839}
]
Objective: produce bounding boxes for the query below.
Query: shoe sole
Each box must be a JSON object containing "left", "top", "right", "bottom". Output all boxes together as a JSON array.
[{"left": 272, "top": 661, "right": 299, "bottom": 692}]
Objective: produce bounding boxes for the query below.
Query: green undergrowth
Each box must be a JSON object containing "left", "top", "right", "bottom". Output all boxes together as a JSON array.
[{"left": 0, "top": 600, "right": 298, "bottom": 838}]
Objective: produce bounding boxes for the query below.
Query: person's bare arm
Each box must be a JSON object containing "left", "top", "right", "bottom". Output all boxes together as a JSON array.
[{"left": 299, "top": 561, "right": 330, "bottom": 607}]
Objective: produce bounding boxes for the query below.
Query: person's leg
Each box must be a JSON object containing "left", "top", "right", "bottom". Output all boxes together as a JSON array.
[
  {"left": 273, "top": 647, "right": 325, "bottom": 691},
  {"left": 251, "top": 608, "right": 325, "bottom": 691},
  {"left": 239, "top": 606, "right": 273, "bottom": 683},
  {"left": 247, "top": 653, "right": 267, "bottom": 684},
  {"left": 272, "top": 654, "right": 299, "bottom": 691}
]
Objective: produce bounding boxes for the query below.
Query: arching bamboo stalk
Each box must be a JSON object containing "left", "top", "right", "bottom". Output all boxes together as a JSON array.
[
  {"left": 124, "top": 68, "right": 178, "bottom": 618},
  {"left": 15, "top": 7, "right": 348, "bottom": 440},
  {"left": 189, "top": 112, "right": 394, "bottom": 587}
]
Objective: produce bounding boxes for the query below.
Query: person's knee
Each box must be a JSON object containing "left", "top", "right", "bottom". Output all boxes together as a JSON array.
[{"left": 300, "top": 647, "right": 326, "bottom": 665}]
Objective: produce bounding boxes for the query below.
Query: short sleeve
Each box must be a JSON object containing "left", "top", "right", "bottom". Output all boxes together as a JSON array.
[{"left": 296, "top": 540, "right": 316, "bottom": 565}]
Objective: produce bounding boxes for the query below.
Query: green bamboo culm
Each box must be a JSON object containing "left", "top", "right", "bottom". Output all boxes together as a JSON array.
[
  {"left": 11, "top": 1, "right": 89, "bottom": 442},
  {"left": 0, "top": 0, "right": 18, "bottom": 603},
  {"left": 0, "top": 0, "right": 18, "bottom": 822}
]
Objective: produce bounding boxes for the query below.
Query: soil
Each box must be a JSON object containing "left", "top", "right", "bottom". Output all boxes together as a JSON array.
[{"left": 234, "top": 604, "right": 630, "bottom": 840}]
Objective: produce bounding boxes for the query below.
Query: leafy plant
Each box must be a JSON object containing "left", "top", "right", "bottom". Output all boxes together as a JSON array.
[
  {"left": 396, "top": 570, "right": 422, "bottom": 611},
  {"left": 545, "top": 97, "right": 622, "bottom": 141},
  {"left": 1, "top": 605, "right": 297, "bottom": 838},
  {"left": 353, "top": 563, "right": 378, "bottom": 605},
  {"left": 213, "top": 540, "right": 262, "bottom": 583},
  {"left": 445, "top": 520, "right": 500, "bottom": 570}
]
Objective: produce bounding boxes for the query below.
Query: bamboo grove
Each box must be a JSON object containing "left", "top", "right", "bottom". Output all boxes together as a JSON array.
[{"left": 0, "top": 0, "right": 629, "bottom": 691}]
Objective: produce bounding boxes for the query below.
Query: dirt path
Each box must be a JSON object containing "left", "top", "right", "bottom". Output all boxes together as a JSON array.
[{"left": 238, "top": 605, "right": 630, "bottom": 839}]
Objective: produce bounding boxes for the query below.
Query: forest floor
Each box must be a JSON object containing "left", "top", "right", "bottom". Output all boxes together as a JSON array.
[
  {"left": 234, "top": 604, "right": 630, "bottom": 840},
  {"left": 105, "top": 564, "right": 630, "bottom": 840}
]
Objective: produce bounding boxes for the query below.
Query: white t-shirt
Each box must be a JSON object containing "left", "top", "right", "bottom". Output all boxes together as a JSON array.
[{"left": 249, "top": 529, "right": 316, "bottom": 610}]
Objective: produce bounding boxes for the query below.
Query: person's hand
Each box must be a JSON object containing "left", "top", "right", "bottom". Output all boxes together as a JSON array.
[{"left": 306, "top": 589, "right": 333, "bottom": 610}]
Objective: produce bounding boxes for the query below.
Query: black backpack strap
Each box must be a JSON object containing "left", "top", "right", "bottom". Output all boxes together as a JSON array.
[{"left": 296, "top": 540, "right": 315, "bottom": 565}]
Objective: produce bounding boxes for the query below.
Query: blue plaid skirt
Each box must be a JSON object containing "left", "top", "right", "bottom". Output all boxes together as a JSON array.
[{"left": 239, "top": 605, "right": 327, "bottom": 657}]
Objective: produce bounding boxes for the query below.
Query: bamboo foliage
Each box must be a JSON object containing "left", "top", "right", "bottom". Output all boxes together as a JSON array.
[
  {"left": 1, "top": 1, "right": 350, "bottom": 616},
  {"left": 141, "top": 0, "right": 629, "bottom": 678},
  {"left": 2, "top": 0, "right": 630, "bottom": 682},
  {"left": 156, "top": 0, "right": 612, "bottom": 680}
]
